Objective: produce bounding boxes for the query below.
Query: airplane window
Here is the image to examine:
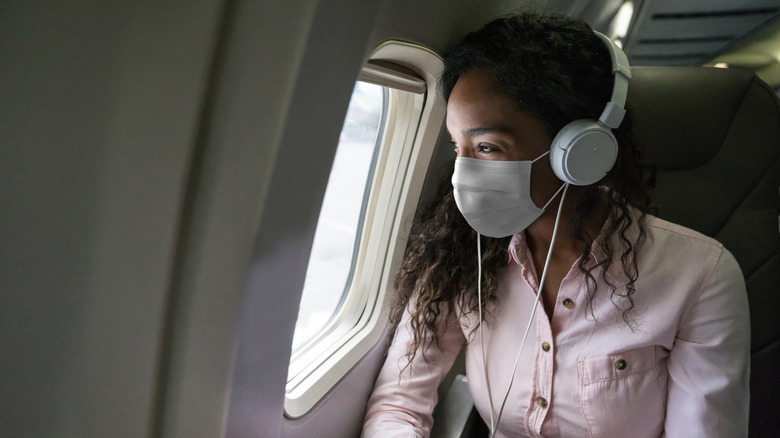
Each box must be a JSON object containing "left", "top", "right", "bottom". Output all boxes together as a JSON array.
[
  {"left": 292, "top": 82, "right": 386, "bottom": 352},
  {"left": 285, "top": 44, "right": 443, "bottom": 418}
]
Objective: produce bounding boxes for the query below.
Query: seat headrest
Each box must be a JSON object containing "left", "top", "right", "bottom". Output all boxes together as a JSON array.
[
  {"left": 622, "top": 67, "right": 779, "bottom": 249},
  {"left": 625, "top": 67, "right": 779, "bottom": 171}
]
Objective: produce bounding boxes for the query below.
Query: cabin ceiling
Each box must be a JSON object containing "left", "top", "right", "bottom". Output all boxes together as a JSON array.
[
  {"left": 551, "top": 0, "right": 780, "bottom": 88},
  {"left": 620, "top": 0, "right": 780, "bottom": 67}
]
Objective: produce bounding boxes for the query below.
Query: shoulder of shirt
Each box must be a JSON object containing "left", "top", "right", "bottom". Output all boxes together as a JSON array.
[{"left": 642, "top": 213, "right": 725, "bottom": 253}]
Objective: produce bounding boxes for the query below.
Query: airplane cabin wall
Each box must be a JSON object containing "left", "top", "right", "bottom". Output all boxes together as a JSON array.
[{"left": 1, "top": 0, "right": 225, "bottom": 436}]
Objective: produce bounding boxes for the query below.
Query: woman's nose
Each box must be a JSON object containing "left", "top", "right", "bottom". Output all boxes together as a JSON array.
[{"left": 457, "top": 147, "right": 474, "bottom": 159}]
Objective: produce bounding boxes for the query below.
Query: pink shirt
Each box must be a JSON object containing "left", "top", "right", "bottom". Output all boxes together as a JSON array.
[{"left": 363, "top": 213, "right": 750, "bottom": 437}]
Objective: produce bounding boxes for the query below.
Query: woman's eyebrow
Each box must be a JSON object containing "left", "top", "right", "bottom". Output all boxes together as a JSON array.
[{"left": 462, "top": 126, "right": 513, "bottom": 138}]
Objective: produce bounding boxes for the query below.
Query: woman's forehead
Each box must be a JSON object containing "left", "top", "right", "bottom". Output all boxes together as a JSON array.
[{"left": 446, "top": 70, "right": 521, "bottom": 132}]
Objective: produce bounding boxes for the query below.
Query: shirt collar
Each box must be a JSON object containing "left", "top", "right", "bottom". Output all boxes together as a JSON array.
[{"left": 507, "top": 206, "right": 643, "bottom": 285}]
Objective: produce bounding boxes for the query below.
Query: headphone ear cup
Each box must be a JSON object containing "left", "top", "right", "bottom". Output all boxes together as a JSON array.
[{"left": 549, "top": 119, "right": 618, "bottom": 186}]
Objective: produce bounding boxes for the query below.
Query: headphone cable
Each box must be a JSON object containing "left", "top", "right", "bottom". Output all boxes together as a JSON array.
[{"left": 479, "top": 183, "right": 569, "bottom": 437}]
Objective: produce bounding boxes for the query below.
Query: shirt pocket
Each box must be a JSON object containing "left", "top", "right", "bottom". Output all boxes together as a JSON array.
[{"left": 578, "top": 345, "right": 666, "bottom": 438}]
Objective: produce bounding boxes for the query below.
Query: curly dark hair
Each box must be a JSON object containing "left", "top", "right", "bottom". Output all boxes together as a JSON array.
[{"left": 390, "top": 12, "right": 656, "bottom": 367}]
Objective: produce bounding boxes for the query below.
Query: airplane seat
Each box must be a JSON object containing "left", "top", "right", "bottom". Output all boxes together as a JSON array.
[{"left": 623, "top": 66, "right": 780, "bottom": 436}]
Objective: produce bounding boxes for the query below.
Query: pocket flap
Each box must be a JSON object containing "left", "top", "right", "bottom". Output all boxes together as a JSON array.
[{"left": 578, "top": 345, "right": 656, "bottom": 385}]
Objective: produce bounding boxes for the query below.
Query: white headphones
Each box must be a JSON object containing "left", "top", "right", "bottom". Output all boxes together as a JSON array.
[{"left": 549, "top": 31, "right": 631, "bottom": 186}]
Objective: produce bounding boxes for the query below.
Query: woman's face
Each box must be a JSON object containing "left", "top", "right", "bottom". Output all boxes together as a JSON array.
[{"left": 446, "top": 68, "right": 562, "bottom": 207}]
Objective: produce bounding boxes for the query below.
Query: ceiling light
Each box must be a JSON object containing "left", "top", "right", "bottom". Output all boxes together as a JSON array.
[{"left": 609, "top": 1, "right": 634, "bottom": 42}]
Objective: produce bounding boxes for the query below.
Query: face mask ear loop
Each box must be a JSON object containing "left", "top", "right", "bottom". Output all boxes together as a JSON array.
[
  {"left": 490, "top": 183, "right": 570, "bottom": 437},
  {"left": 476, "top": 232, "right": 497, "bottom": 433},
  {"left": 541, "top": 182, "right": 567, "bottom": 211},
  {"left": 531, "top": 150, "right": 550, "bottom": 163}
]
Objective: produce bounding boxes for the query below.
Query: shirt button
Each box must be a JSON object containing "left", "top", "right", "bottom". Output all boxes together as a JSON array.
[
  {"left": 536, "top": 397, "right": 548, "bottom": 408},
  {"left": 615, "top": 359, "right": 627, "bottom": 370},
  {"left": 562, "top": 298, "right": 574, "bottom": 309},
  {"left": 541, "top": 342, "right": 550, "bottom": 352}
]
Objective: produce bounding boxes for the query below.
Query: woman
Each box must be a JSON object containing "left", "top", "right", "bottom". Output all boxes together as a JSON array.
[{"left": 363, "top": 12, "right": 749, "bottom": 437}]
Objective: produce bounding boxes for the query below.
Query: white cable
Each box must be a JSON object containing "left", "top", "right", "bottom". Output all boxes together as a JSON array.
[
  {"left": 481, "top": 183, "right": 569, "bottom": 438},
  {"left": 476, "top": 233, "right": 497, "bottom": 433}
]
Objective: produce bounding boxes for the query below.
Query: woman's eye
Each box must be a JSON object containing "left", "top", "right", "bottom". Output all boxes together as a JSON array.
[{"left": 477, "top": 144, "right": 497, "bottom": 154}]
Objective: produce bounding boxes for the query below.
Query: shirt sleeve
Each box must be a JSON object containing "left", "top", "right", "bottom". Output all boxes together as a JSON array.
[
  {"left": 362, "top": 299, "right": 466, "bottom": 438},
  {"left": 664, "top": 247, "right": 750, "bottom": 437}
]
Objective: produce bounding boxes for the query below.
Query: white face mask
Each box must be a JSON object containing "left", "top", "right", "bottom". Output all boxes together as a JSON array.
[{"left": 451, "top": 151, "right": 564, "bottom": 238}]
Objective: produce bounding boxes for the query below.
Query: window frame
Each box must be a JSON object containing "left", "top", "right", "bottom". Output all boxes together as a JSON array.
[{"left": 284, "top": 41, "right": 444, "bottom": 418}]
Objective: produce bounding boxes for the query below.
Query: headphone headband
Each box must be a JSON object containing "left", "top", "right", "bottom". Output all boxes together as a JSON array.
[{"left": 593, "top": 31, "right": 631, "bottom": 129}]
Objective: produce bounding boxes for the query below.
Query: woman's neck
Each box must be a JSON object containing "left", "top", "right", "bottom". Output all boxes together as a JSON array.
[{"left": 524, "top": 188, "right": 609, "bottom": 262}]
